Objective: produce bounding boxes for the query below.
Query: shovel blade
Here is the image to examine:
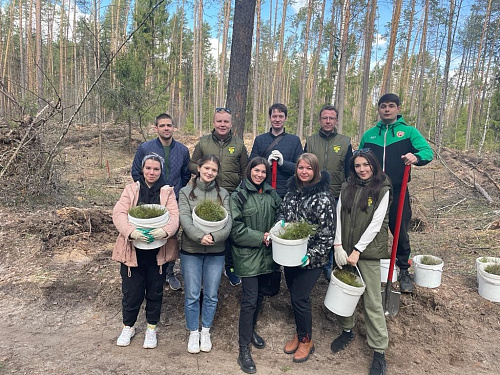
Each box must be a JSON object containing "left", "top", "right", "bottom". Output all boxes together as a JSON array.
[{"left": 382, "top": 288, "right": 401, "bottom": 316}]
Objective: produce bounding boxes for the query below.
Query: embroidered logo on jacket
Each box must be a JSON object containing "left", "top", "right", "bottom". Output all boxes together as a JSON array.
[
  {"left": 397, "top": 131, "right": 405, "bottom": 138},
  {"left": 368, "top": 197, "right": 373, "bottom": 207},
  {"left": 333, "top": 145, "right": 341, "bottom": 153},
  {"left": 228, "top": 146, "right": 235, "bottom": 154}
]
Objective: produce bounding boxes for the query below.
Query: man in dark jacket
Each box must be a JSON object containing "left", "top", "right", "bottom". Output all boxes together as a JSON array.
[
  {"left": 189, "top": 108, "right": 249, "bottom": 286},
  {"left": 304, "top": 105, "right": 352, "bottom": 280},
  {"left": 132, "top": 113, "right": 191, "bottom": 198},
  {"left": 131, "top": 113, "right": 191, "bottom": 290},
  {"left": 249, "top": 103, "right": 303, "bottom": 198},
  {"left": 360, "top": 93, "right": 433, "bottom": 293}
]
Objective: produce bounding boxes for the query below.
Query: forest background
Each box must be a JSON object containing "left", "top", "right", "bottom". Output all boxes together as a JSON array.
[{"left": 0, "top": 0, "right": 499, "bottom": 201}]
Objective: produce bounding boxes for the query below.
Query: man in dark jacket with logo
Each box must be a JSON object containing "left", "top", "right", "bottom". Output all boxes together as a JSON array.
[
  {"left": 304, "top": 105, "right": 352, "bottom": 280},
  {"left": 360, "top": 93, "right": 433, "bottom": 293},
  {"left": 189, "top": 108, "right": 249, "bottom": 286},
  {"left": 131, "top": 113, "right": 191, "bottom": 290},
  {"left": 249, "top": 103, "right": 303, "bottom": 198}
]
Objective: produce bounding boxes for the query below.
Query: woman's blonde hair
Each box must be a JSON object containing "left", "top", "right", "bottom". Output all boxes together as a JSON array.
[{"left": 294, "top": 153, "right": 321, "bottom": 189}]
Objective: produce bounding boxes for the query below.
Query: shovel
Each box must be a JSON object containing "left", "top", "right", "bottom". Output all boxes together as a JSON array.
[
  {"left": 382, "top": 164, "right": 411, "bottom": 316},
  {"left": 271, "top": 159, "right": 278, "bottom": 189}
]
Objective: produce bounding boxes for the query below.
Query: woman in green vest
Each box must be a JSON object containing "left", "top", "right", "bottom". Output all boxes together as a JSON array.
[{"left": 330, "top": 149, "right": 392, "bottom": 375}]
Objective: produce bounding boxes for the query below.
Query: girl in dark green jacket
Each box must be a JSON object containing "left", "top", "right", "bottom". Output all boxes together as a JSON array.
[
  {"left": 230, "top": 157, "right": 281, "bottom": 374},
  {"left": 331, "top": 149, "right": 392, "bottom": 375}
]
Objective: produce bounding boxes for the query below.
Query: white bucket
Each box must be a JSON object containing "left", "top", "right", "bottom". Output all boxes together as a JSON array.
[
  {"left": 476, "top": 257, "right": 500, "bottom": 283},
  {"left": 324, "top": 267, "right": 366, "bottom": 317},
  {"left": 192, "top": 206, "right": 228, "bottom": 233},
  {"left": 413, "top": 255, "right": 444, "bottom": 288},
  {"left": 128, "top": 204, "right": 170, "bottom": 250},
  {"left": 270, "top": 224, "right": 308, "bottom": 267},
  {"left": 380, "top": 259, "right": 398, "bottom": 283},
  {"left": 477, "top": 262, "right": 500, "bottom": 302}
]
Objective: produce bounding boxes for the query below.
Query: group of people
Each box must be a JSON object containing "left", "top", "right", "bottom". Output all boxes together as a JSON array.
[{"left": 111, "top": 94, "right": 433, "bottom": 375}]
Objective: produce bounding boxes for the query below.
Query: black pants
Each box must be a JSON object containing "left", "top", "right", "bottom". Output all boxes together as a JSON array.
[
  {"left": 284, "top": 266, "right": 322, "bottom": 341},
  {"left": 121, "top": 260, "right": 167, "bottom": 327},
  {"left": 224, "top": 238, "right": 235, "bottom": 270},
  {"left": 389, "top": 187, "right": 412, "bottom": 270},
  {"left": 238, "top": 275, "right": 267, "bottom": 346}
]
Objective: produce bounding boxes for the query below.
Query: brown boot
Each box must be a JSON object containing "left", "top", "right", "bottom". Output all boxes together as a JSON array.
[
  {"left": 293, "top": 339, "right": 315, "bottom": 363},
  {"left": 283, "top": 334, "right": 299, "bottom": 354}
]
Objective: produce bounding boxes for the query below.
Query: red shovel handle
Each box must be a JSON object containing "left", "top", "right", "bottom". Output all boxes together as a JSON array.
[
  {"left": 387, "top": 164, "right": 411, "bottom": 282},
  {"left": 271, "top": 160, "right": 278, "bottom": 189}
]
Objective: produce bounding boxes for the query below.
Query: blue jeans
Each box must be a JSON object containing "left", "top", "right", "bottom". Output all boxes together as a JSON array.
[{"left": 180, "top": 252, "right": 225, "bottom": 331}]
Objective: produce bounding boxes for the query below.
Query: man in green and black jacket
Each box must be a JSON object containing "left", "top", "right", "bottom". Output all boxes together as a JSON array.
[
  {"left": 189, "top": 108, "right": 249, "bottom": 287},
  {"left": 360, "top": 93, "right": 433, "bottom": 293}
]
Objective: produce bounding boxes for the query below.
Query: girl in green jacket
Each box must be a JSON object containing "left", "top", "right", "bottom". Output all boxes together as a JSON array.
[{"left": 230, "top": 157, "right": 281, "bottom": 374}]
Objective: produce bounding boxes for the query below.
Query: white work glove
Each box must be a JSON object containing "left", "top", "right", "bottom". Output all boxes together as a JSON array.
[
  {"left": 271, "top": 219, "right": 285, "bottom": 233},
  {"left": 150, "top": 228, "right": 167, "bottom": 239},
  {"left": 268, "top": 150, "right": 284, "bottom": 166},
  {"left": 130, "top": 229, "right": 148, "bottom": 241},
  {"left": 334, "top": 245, "right": 348, "bottom": 269}
]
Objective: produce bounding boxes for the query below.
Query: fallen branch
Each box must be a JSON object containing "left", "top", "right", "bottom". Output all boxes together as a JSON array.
[
  {"left": 437, "top": 197, "right": 467, "bottom": 212},
  {"left": 0, "top": 104, "right": 50, "bottom": 178},
  {"left": 435, "top": 152, "right": 473, "bottom": 188},
  {"left": 484, "top": 171, "right": 500, "bottom": 192},
  {"left": 463, "top": 159, "right": 500, "bottom": 192},
  {"left": 474, "top": 183, "right": 493, "bottom": 204}
]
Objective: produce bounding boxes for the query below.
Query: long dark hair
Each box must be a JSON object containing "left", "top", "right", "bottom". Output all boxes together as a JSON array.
[
  {"left": 189, "top": 154, "right": 222, "bottom": 203},
  {"left": 245, "top": 157, "right": 270, "bottom": 182},
  {"left": 342, "top": 150, "right": 386, "bottom": 213}
]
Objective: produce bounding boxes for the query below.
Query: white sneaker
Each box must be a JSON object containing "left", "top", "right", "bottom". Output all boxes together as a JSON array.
[
  {"left": 200, "top": 329, "right": 212, "bottom": 352},
  {"left": 117, "top": 326, "right": 135, "bottom": 346},
  {"left": 143, "top": 327, "right": 157, "bottom": 349},
  {"left": 187, "top": 330, "right": 200, "bottom": 353}
]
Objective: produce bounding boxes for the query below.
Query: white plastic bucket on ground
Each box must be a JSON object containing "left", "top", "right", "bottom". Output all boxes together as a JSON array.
[
  {"left": 270, "top": 224, "right": 308, "bottom": 267},
  {"left": 128, "top": 204, "right": 170, "bottom": 250},
  {"left": 324, "top": 267, "right": 366, "bottom": 317},
  {"left": 476, "top": 257, "right": 500, "bottom": 283},
  {"left": 380, "top": 259, "right": 398, "bottom": 283},
  {"left": 413, "top": 255, "right": 444, "bottom": 288},
  {"left": 477, "top": 263, "right": 500, "bottom": 302},
  {"left": 192, "top": 207, "right": 228, "bottom": 233}
]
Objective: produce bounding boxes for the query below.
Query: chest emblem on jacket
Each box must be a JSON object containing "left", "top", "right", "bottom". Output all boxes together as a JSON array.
[
  {"left": 333, "top": 145, "right": 341, "bottom": 153},
  {"left": 228, "top": 146, "right": 235, "bottom": 154},
  {"left": 397, "top": 131, "right": 405, "bottom": 138},
  {"left": 368, "top": 197, "right": 373, "bottom": 207}
]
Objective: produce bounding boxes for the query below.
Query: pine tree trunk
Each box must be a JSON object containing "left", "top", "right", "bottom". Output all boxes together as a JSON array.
[
  {"left": 380, "top": 0, "right": 402, "bottom": 95},
  {"left": 297, "top": 0, "right": 313, "bottom": 138},
  {"left": 336, "top": 0, "right": 350, "bottom": 133},
  {"left": 358, "top": 0, "right": 377, "bottom": 141},
  {"left": 226, "top": 0, "right": 257, "bottom": 137},
  {"left": 252, "top": 0, "right": 262, "bottom": 137},
  {"left": 465, "top": 0, "right": 492, "bottom": 149},
  {"left": 415, "top": 0, "right": 429, "bottom": 131},
  {"left": 307, "top": 0, "right": 326, "bottom": 137}
]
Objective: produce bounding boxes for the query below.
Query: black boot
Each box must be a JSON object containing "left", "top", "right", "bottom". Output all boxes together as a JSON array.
[
  {"left": 251, "top": 330, "right": 265, "bottom": 349},
  {"left": 369, "top": 351, "right": 387, "bottom": 375},
  {"left": 238, "top": 345, "right": 256, "bottom": 374}
]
